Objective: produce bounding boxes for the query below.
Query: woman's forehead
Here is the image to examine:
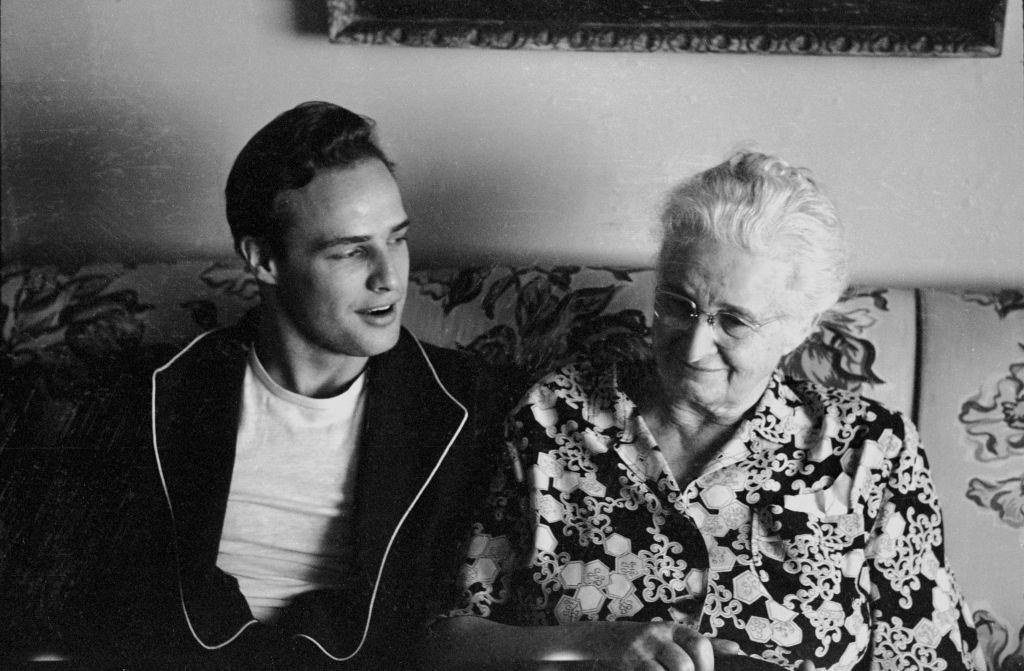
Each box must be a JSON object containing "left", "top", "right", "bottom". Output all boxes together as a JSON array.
[{"left": 658, "top": 240, "right": 800, "bottom": 314}]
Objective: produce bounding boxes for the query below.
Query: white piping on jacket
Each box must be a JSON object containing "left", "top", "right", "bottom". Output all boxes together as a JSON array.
[
  {"left": 151, "top": 328, "right": 260, "bottom": 650},
  {"left": 150, "top": 330, "right": 469, "bottom": 659},
  {"left": 293, "top": 334, "right": 469, "bottom": 661}
]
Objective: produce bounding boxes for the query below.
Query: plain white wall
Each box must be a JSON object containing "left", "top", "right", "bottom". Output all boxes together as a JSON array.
[{"left": 2, "top": 0, "right": 1022, "bottom": 287}]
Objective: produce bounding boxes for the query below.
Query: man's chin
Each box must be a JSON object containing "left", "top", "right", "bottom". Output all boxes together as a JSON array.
[
  {"left": 314, "top": 322, "right": 402, "bottom": 360},
  {"left": 353, "top": 324, "right": 403, "bottom": 358}
]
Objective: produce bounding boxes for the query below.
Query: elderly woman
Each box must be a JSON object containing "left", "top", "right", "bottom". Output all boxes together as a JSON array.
[{"left": 424, "top": 153, "right": 980, "bottom": 670}]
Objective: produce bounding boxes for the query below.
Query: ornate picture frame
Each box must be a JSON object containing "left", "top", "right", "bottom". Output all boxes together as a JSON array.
[{"left": 328, "top": 0, "right": 1007, "bottom": 57}]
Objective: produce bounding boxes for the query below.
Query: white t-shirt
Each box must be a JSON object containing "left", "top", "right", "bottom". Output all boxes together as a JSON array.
[{"left": 215, "top": 348, "right": 366, "bottom": 623}]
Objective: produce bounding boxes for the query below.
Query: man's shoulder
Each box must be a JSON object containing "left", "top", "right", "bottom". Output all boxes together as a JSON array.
[
  {"left": 412, "top": 338, "right": 496, "bottom": 384},
  {"left": 393, "top": 333, "right": 473, "bottom": 386},
  {"left": 151, "top": 315, "right": 254, "bottom": 379},
  {"left": 412, "top": 336, "right": 475, "bottom": 370},
  {"left": 388, "top": 330, "right": 525, "bottom": 412}
]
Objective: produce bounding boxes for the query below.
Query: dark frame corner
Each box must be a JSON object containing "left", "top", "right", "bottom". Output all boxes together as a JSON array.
[{"left": 327, "top": 0, "right": 1007, "bottom": 57}]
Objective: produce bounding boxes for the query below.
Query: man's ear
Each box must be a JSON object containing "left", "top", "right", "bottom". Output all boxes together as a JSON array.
[{"left": 238, "top": 236, "right": 279, "bottom": 285}]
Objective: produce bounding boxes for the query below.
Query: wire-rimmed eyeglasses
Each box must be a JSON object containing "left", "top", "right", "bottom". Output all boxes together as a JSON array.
[{"left": 653, "top": 288, "right": 778, "bottom": 344}]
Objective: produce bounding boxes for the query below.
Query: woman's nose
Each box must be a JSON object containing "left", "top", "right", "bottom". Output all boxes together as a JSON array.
[{"left": 683, "top": 318, "right": 718, "bottom": 362}]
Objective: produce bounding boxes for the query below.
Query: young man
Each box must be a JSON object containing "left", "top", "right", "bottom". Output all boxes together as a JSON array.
[{"left": 93, "top": 102, "right": 505, "bottom": 669}]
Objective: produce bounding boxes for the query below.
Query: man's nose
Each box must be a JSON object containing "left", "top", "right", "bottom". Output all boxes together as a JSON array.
[
  {"left": 683, "top": 318, "right": 718, "bottom": 362},
  {"left": 368, "top": 249, "right": 399, "bottom": 293}
]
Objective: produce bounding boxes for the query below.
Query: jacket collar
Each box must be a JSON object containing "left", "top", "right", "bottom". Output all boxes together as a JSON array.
[{"left": 151, "top": 317, "right": 468, "bottom": 655}]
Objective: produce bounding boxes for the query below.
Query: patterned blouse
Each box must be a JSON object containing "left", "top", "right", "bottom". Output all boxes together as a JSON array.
[{"left": 445, "top": 363, "right": 981, "bottom": 670}]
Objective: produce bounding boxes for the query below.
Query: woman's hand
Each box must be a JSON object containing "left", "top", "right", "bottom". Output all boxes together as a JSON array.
[
  {"left": 585, "top": 621, "right": 742, "bottom": 670},
  {"left": 421, "top": 616, "right": 745, "bottom": 671}
]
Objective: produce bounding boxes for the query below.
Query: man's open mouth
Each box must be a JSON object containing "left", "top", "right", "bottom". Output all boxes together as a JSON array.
[{"left": 358, "top": 304, "right": 396, "bottom": 316}]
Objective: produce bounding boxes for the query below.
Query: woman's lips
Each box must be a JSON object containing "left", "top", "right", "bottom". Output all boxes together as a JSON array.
[{"left": 681, "top": 362, "right": 726, "bottom": 375}]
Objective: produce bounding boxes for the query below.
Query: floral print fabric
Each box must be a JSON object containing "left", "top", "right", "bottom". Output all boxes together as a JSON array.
[{"left": 447, "top": 363, "right": 981, "bottom": 670}]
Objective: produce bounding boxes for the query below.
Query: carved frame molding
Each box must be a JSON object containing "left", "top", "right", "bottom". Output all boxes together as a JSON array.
[{"left": 327, "top": 0, "right": 1007, "bottom": 57}]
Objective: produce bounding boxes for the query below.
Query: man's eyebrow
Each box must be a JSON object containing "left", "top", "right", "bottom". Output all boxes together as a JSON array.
[{"left": 311, "top": 220, "right": 410, "bottom": 252}]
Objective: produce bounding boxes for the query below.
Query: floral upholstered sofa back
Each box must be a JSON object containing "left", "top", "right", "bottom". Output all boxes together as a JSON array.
[
  {"left": 2, "top": 260, "right": 1022, "bottom": 669},
  {"left": 1, "top": 261, "right": 916, "bottom": 408}
]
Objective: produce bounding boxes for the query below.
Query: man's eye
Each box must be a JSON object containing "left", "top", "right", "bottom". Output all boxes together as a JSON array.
[
  {"left": 390, "top": 236, "right": 407, "bottom": 246},
  {"left": 330, "top": 248, "right": 364, "bottom": 260}
]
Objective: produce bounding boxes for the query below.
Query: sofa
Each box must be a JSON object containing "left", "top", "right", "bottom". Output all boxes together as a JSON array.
[{"left": 2, "top": 259, "right": 1022, "bottom": 669}]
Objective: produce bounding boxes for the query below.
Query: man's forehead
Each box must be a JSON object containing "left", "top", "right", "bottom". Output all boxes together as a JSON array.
[{"left": 279, "top": 162, "right": 408, "bottom": 240}]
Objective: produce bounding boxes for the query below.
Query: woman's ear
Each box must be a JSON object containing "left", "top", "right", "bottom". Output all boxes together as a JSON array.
[
  {"left": 238, "top": 236, "right": 279, "bottom": 285},
  {"left": 802, "top": 312, "right": 823, "bottom": 341},
  {"left": 783, "top": 311, "right": 821, "bottom": 354}
]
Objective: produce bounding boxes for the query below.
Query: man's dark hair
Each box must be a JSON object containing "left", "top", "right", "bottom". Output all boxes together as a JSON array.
[{"left": 225, "top": 101, "right": 394, "bottom": 258}]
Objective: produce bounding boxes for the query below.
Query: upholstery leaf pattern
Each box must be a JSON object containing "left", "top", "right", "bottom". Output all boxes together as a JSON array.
[
  {"left": 481, "top": 272, "right": 520, "bottom": 319},
  {"left": 965, "top": 475, "right": 1024, "bottom": 528},
  {"left": 959, "top": 357, "right": 1024, "bottom": 462},
  {"left": 463, "top": 325, "right": 518, "bottom": 368},
  {"left": 411, "top": 267, "right": 493, "bottom": 315},
  {"left": 413, "top": 267, "right": 649, "bottom": 381},
  {"left": 1, "top": 265, "right": 151, "bottom": 366},
  {"left": 973, "top": 610, "right": 1024, "bottom": 671},
  {"left": 781, "top": 287, "right": 886, "bottom": 389},
  {"left": 949, "top": 291, "right": 1024, "bottom": 671},
  {"left": 199, "top": 261, "right": 259, "bottom": 300},
  {"left": 963, "top": 290, "right": 1024, "bottom": 319}
]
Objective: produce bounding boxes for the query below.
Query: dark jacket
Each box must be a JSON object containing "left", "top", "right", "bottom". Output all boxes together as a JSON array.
[{"left": 5, "top": 317, "right": 510, "bottom": 669}]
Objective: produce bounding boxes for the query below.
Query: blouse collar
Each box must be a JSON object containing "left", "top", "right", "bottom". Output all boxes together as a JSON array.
[{"left": 610, "top": 368, "right": 804, "bottom": 486}]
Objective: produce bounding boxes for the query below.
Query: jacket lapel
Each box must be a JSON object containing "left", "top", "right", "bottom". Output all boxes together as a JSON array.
[
  {"left": 355, "top": 330, "right": 466, "bottom": 584},
  {"left": 282, "top": 330, "right": 468, "bottom": 658},
  {"left": 152, "top": 323, "right": 256, "bottom": 644}
]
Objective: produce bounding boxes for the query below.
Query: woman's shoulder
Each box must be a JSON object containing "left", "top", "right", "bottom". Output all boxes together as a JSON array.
[
  {"left": 520, "top": 359, "right": 639, "bottom": 404},
  {"left": 780, "top": 375, "right": 911, "bottom": 437},
  {"left": 771, "top": 377, "right": 923, "bottom": 473},
  {"left": 529, "top": 359, "right": 601, "bottom": 387},
  {"left": 512, "top": 359, "right": 641, "bottom": 426}
]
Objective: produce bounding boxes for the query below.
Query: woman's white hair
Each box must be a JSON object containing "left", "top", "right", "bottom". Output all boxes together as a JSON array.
[{"left": 659, "top": 151, "right": 849, "bottom": 318}]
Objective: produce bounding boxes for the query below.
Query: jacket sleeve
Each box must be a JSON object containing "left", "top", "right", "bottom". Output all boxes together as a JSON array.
[{"left": 863, "top": 412, "right": 982, "bottom": 670}]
